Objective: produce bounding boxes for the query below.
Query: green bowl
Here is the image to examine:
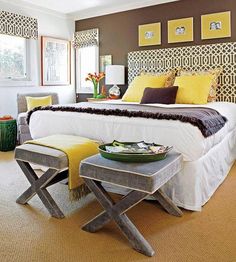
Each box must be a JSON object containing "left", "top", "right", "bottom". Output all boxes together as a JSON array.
[{"left": 98, "top": 141, "right": 172, "bottom": 162}]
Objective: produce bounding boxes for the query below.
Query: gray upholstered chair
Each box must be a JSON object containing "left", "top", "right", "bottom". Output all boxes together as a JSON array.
[{"left": 17, "top": 92, "right": 59, "bottom": 144}]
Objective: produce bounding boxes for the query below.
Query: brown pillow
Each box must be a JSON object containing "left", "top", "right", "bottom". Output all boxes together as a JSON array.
[{"left": 140, "top": 86, "right": 179, "bottom": 104}]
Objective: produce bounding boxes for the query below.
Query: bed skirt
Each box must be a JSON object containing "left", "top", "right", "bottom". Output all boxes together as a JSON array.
[{"left": 103, "top": 127, "right": 236, "bottom": 211}]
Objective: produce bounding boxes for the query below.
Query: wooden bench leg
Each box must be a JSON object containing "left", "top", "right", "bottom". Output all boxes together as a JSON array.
[
  {"left": 16, "top": 160, "right": 65, "bottom": 219},
  {"left": 83, "top": 188, "right": 148, "bottom": 233},
  {"left": 82, "top": 179, "right": 154, "bottom": 257},
  {"left": 152, "top": 189, "right": 183, "bottom": 217},
  {"left": 82, "top": 211, "right": 111, "bottom": 233},
  {"left": 16, "top": 186, "right": 37, "bottom": 205},
  {"left": 37, "top": 188, "right": 65, "bottom": 219}
]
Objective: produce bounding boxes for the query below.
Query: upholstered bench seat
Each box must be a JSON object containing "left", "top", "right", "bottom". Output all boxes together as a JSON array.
[{"left": 15, "top": 144, "right": 68, "bottom": 170}]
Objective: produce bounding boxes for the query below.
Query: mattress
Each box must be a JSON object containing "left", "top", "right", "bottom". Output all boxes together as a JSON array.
[{"left": 29, "top": 101, "right": 236, "bottom": 162}]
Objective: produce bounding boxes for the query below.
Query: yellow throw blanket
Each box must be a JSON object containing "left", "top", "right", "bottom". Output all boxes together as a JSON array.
[{"left": 25, "top": 135, "right": 99, "bottom": 199}]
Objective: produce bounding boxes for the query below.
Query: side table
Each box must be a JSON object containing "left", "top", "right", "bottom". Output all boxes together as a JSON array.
[
  {"left": 0, "top": 119, "right": 17, "bottom": 151},
  {"left": 80, "top": 152, "right": 183, "bottom": 257},
  {"left": 86, "top": 98, "right": 110, "bottom": 102}
]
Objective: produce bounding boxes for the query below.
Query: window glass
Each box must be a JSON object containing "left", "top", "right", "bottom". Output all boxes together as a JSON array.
[
  {"left": 76, "top": 45, "right": 98, "bottom": 93},
  {"left": 0, "top": 34, "right": 27, "bottom": 80}
]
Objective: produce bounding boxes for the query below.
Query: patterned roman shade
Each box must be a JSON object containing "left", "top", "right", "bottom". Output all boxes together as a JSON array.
[
  {"left": 0, "top": 10, "right": 38, "bottom": 39},
  {"left": 73, "top": 28, "right": 99, "bottom": 48}
]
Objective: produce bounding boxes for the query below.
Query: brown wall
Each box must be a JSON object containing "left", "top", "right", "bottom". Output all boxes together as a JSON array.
[{"left": 76, "top": 0, "right": 236, "bottom": 101}]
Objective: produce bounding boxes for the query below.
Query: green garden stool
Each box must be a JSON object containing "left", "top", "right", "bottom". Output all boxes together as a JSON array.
[{"left": 0, "top": 119, "right": 17, "bottom": 151}]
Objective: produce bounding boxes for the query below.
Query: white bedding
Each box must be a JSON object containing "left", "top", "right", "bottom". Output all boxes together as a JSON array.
[
  {"left": 28, "top": 100, "right": 236, "bottom": 211},
  {"left": 29, "top": 101, "right": 236, "bottom": 162}
]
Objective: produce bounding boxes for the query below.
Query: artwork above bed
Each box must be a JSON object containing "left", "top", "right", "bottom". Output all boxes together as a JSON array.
[{"left": 128, "top": 42, "right": 236, "bottom": 103}]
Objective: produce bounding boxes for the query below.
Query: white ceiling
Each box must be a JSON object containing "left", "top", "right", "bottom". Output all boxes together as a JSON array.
[{"left": 7, "top": 0, "right": 178, "bottom": 20}]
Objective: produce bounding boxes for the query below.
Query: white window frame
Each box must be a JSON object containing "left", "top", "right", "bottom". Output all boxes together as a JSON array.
[
  {"left": 76, "top": 45, "right": 99, "bottom": 94},
  {"left": 0, "top": 36, "right": 36, "bottom": 87}
]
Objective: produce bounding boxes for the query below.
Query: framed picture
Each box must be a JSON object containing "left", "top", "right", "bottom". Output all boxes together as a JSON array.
[
  {"left": 41, "top": 36, "right": 70, "bottom": 86},
  {"left": 100, "top": 55, "right": 112, "bottom": 73},
  {"left": 201, "top": 11, "right": 231, "bottom": 40},
  {"left": 168, "top": 17, "right": 193, "bottom": 44},
  {"left": 139, "top": 22, "right": 161, "bottom": 47}
]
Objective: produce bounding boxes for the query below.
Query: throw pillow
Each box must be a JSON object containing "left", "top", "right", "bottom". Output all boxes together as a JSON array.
[
  {"left": 26, "top": 96, "right": 52, "bottom": 111},
  {"left": 178, "top": 68, "right": 223, "bottom": 102},
  {"left": 174, "top": 75, "right": 215, "bottom": 104},
  {"left": 140, "top": 69, "right": 176, "bottom": 87},
  {"left": 122, "top": 74, "right": 170, "bottom": 102},
  {"left": 140, "top": 86, "right": 179, "bottom": 104}
]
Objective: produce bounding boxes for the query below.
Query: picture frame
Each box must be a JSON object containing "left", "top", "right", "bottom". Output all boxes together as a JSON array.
[
  {"left": 201, "top": 11, "right": 231, "bottom": 40},
  {"left": 138, "top": 22, "right": 161, "bottom": 47},
  {"left": 168, "top": 17, "right": 193, "bottom": 44},
  {"left": 41, "top": 36, "right": 71, "bottom": 86},
  {"left": 100, "top": 55, "right": 112, "bottom": 73}
]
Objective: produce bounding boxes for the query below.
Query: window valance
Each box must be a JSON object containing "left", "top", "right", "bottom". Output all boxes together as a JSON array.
[
  {"left": 73, "top": 28, "right": 99, "bottom": 48},
  {"left": 0, "top": 10, "right": 38, "bottom": 39}
]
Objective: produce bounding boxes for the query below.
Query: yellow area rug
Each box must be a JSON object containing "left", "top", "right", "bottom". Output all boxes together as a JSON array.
[{"left": 0, "top": 151, "right": 236, "bottom": 262}]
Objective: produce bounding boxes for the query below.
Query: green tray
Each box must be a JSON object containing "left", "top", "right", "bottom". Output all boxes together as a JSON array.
[{"left": 99, "top": 141, "right": 173, "bottom": 162}]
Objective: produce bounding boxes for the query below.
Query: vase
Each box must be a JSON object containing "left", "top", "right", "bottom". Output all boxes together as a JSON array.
[
  {"left": 109, "top": 85, "right": 120, "bottom": 99},
  {"left": 93, "top": 82, "right": 98, "bottom": 98}
]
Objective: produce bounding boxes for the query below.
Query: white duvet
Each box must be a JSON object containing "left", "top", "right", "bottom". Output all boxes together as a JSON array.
[{"left": 29, "top": 101, "right": 236, "bottom": 162}]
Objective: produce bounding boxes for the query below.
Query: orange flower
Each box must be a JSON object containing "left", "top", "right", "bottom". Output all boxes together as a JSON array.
[{"left": 85, "top": 72, "right": 105, "bottom": 83}]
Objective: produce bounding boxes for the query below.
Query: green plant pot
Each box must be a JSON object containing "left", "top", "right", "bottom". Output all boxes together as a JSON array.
[{"left": 0, "top": 119, "right": 17, "bottom": 152}]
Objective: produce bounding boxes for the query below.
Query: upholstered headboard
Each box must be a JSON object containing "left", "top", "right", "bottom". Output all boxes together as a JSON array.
[{"left": 128, "top": 42, "right": 236, "bottom": 103}]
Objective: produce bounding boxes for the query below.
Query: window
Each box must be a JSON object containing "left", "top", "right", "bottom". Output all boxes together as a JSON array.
[
  {"left": 76, "top": 45, "right": 99, "bottom": 93},
  {"left": 0, "top": 34, "right": 28, "bottom": 80}
]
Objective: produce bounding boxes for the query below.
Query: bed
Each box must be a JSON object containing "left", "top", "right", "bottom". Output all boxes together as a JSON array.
[{"left": 28, "top": 42, "right": 236, "bottom": 211}]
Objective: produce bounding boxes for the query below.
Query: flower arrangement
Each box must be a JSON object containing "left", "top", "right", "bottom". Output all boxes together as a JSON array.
[{"left": 85, "top": 72, "right": 105, "bottom": 98}]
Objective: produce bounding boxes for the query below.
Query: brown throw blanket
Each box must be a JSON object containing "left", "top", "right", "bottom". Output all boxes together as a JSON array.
[{"left": 27, "top": 102, "right": 227, "bottom": 138}]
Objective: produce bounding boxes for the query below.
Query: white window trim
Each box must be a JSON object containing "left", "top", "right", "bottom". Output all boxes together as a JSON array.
[
  {"left": 0, "top": 38, "right": 37, "bottom": 87},
  {"left": 76, "top": 45, "right": 99, "bottom": 94}
]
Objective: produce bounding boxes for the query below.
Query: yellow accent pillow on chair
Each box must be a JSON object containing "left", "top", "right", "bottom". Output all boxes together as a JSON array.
[
  {"left": 174, "top": 75, "right": 215, "bottom": 104},
  {"left": 122, "top": 75, "right": 169, "bottom": 102},
  {"left": 26, "top": 96, "right": 52, "bottom": 111}
]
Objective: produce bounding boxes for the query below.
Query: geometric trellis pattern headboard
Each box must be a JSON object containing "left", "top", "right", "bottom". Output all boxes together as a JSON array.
[{"left": 128, "top": 42, "right": 236, "bottom": 103}]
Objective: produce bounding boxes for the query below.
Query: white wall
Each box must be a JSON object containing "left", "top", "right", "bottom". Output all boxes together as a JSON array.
[{"left": 0, "top": 1, "right": 76, "bottom": 117}]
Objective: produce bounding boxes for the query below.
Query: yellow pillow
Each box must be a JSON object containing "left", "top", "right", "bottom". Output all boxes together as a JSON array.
[
  {"left": 174, "top": 75, "right": 215, "bottom": 104},
  {"left": 122, "top": 75, "right": 169, "bottom": 102},
  {"left": 140, "top": 70, "right": 176, "bottom": 87},
  {"left": 179, "top": 68, "right": 223, "bottom": 102},
  {"left": 26, "top": 96, "right": 52, "bottom": 111}
]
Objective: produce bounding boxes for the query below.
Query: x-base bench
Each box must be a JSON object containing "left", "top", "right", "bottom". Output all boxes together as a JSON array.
[{"left": 80, "top": 152, "right": 183, "bottom": 257}]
